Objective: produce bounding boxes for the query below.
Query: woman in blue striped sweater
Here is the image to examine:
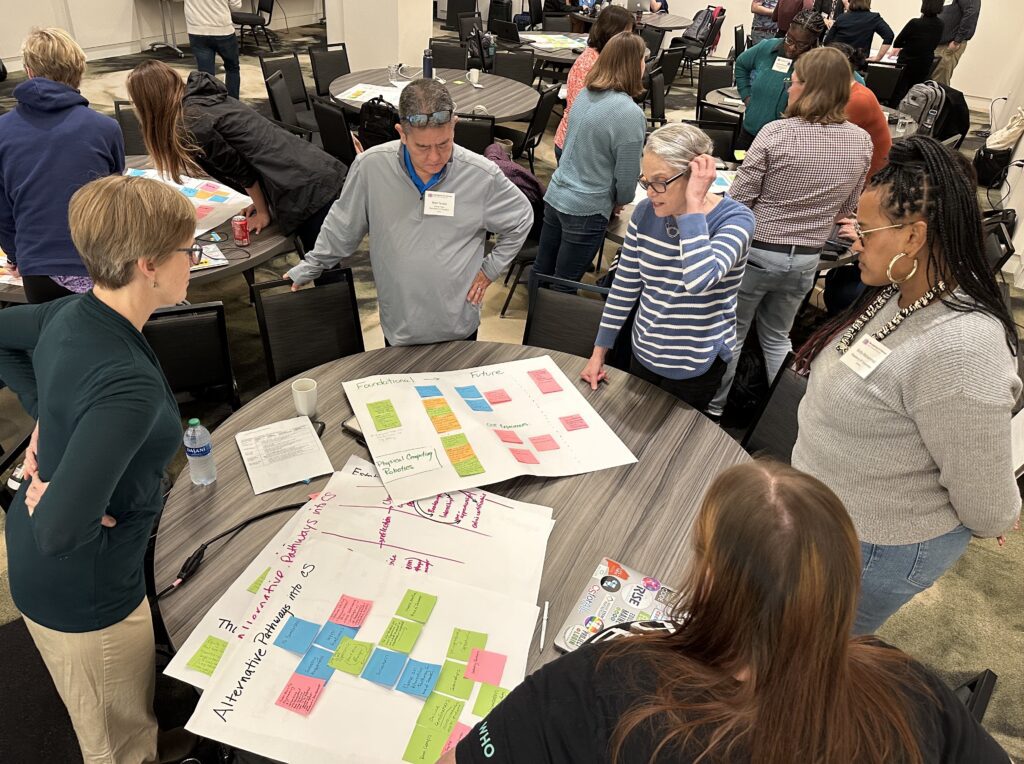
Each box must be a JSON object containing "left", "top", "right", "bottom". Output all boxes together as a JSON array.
[{"left": 581, "top": 124, "right": 755, "bottom": 411}]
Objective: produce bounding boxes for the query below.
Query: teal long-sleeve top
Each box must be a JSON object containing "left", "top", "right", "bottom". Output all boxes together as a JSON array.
[
  {"left": 735, "top": 38, "right": 793, "bottom": 136},
  {"left": 0, "top": 293, "right": 182, "bottom": 632}
]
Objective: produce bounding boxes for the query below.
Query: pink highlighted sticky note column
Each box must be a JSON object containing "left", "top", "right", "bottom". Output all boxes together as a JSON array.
[
  {"left": 463, "top": 648, "right": 506, "bottom": 685},
  {"left": 330, "top": 595, "right": 373, "bottom": 627},
  {"left": 275, "top": 673, "right": 325, "bottom": 716},
  {"left": 527, "top": 369, "right": 563, "bottom": 394}
]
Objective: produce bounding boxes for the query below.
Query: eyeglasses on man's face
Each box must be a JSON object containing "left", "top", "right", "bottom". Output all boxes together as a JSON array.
[
  {"left": 177, "top": 243, "right": 204, "bottom": 266},
  {"left": 638, "top": 169, "right": 688, "bottom": 194},
  {"left": 402, "top": 109, "right": 454, "bottom": 128}
]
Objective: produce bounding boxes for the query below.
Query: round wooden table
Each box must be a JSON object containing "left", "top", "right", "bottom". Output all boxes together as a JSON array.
[
  {"left": 639, "top": 11, "right": 693, "bottom": 31},
  {"left": 155, "top": 342, "right": 749, "bottom": 673},
  {"left": 329, "top": 69, "right": 541, "bottom": 123}
]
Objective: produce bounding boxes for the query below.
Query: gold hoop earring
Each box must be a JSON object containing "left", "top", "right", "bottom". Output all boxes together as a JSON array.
[{"left": 886, "top": 252, "right": 918, "bottom": 284}]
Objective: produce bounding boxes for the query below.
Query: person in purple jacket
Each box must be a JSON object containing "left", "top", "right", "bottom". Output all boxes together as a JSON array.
[{"left": 0, "top": 28, "right": 125, "bottom": 303}]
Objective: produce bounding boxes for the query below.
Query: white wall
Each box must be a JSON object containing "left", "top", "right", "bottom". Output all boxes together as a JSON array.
[
  {"left": 2, "top": 0, "right": 323, "bottom": 73},
  {"left": 326, "top": 0, "right": 432, "bottom": 71}
]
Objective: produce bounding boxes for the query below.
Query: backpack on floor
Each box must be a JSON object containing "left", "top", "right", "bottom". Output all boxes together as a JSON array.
[
  {"left": 513, "top": 13, "right": 532, "bottom": 30},
  {"left": 358, "top": 95, "right": 400, "bottom": 149},
  {"left": 898, "top": 81, "right": 946, "bottom": 137}
]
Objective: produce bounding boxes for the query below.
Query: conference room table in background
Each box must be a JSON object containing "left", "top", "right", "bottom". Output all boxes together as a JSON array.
[
  {"left": 526, "top": 33, "right": 590, "bottom": 66},
  {"left": 570, "top": 11, "right": 692, "bottom": 33},
  {"left": 329, "top": 69, "right": 541, "bottom": 123},
  {"left": 154, "top": 342, "right": 749, "bottom": 674}
]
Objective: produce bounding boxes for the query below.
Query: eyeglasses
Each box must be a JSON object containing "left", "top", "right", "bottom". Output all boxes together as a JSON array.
[
  {"left": 177, "top": 243, "right": 204, "bottom": 266},
  {"left": 402, "top": 109, "right": 454, "bottom": 128},
  {"left": 784, "top": 33, "right": 816, "bottom": 51},
  {"left": 854, "top": 222, "right": 905, "bottom": 245},
  {"left": 638, "top": 169, "right": 688, "bottom": 194}
]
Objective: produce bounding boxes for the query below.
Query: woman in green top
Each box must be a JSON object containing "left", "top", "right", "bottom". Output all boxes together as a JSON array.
[
  {"left": 0, "top": 175, "right": 195, "bottom": 763},
  {"left": 734, "top": 9, "right": 826, "bottom": 149}
]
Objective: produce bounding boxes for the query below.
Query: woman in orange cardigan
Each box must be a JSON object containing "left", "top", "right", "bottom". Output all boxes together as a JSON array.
[{"left": 830, "top": 42, "right": 891, "bottom": 178}]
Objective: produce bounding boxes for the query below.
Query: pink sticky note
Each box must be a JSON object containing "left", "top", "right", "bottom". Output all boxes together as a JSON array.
[
  {"left": 559, "top": 414, "right": 588, "bottom": 431},
  {"left": 330, "top": 595, "right": 373, "bottom": 627},
  {"left": 529, "top": 435, "right": 560, "bottom": 452},
  {"left": 484, "top": 389, "right": 512, "bottom": 404},
  {"left": 195, "top": 204, "right": 215, "bottom": 219},
  {"left": 493, "top": 429, "right": 523, "bottom": 444},
  {"left": 275, "top": 673, "right": 325, "bottom": 716},
  {"left": 309, "top": 492, "right": 320, "bottom": 500},
  {"left": 527, "top": 369, "right": 563, "bottom": 394},
  {"left": 200, "top": 181, "right": 221, "bottom": 192},
  {"left": 442, "top": 722, "right": 473, "bottom": 754},
  {"left": 510, "top": 448, "right": 539, "bottom": 465},
  {"left": 463, "top": 648, "right": 507, "bottom": 686}
]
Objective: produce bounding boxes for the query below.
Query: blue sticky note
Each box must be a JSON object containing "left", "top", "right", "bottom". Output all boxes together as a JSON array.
[
  {"left": 180, "top": 187, "right": 198, "bottom": 197},
  {"left": 415, "top": 385, "right": 444, "bottom": 398},
  {"left": 455, "top": 385, "right": 483, "bottom": 399},
  {"left": 296, "top": 646, "right": 335, "bottom": 682},
  {"left": 209, "top": 194, "right": 229, "bottom": 203},
  {"left": 314, "top": 622, "right": 358, "bottom": 650},
  {"left": 127, "top": 168, "right": 146, "bottom": 177},
  {"left": 361, "top": 648, "right": 407, "bottom": 688},
  {"left": 273, "top": 616, "right": 320, "bottom": 654},
  {"left": 466, "top": 398, "right": 493, "bottom": 412},
  {"left": 396, "top": 659, "right": 442, "bottom": 699}
]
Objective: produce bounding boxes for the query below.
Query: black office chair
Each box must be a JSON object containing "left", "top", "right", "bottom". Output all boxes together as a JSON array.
[
  {"left": 696, "top": 59, "right": 737, "bottom": 122},
  {"left": 953, "top": 670, "right": 998, "bottom": 722},
  {"left": 656, "top": 46, "right": 686, "bottom": 95},
  {"left": 233, "top": 0, "right": 276, "bottom": 51},
  {"left": 454, "top": 112, "right": 496, "bottom": 153},
  {"left": 647, "top": 71, "right": 667, "bottom": 128},
  {"left": 864, "top": 62, "right": 904, "bottom": 107},
  {"left": 488, "top": 0, "right": 512, "bottom": 24},
  {"left": 685, "top": 118, "right": 737, "bottom": 162},
  {"left": 523, "top": 274, "right": 610, "bottom": 360},
  {"left": 542, "top": 15, "right": 571, "bottom": 32},
  {"left": 252, "top": 268, "right": 365, "bottom": 385},
  {"left": 266, "top": 71, "right": 320, "bottom": 136},
  {"left": 677, "top": 13, "right": 726, "bottom": 85},
  {"left": 740, "top": 353, "right": 806, "bottom": 463},
  {"left": 143, "top": 302, "right": 241, "bottom": 416},
  {"left": 641, "top": 26, "right": 664, "bottom": 59},
  {"left": 494, "top": 84, "right": 557, "bottom": 173},
  {"left": 309, "top": 43, "right": 351, "bottom": 98},
  {"left": 733, "top": 24, "right": 745, "bottom": 57},
  {"left": 444, "top": 0, "right": 477, "bottom": 31},
  {"left": 260, "top": 53, "right": 319, "bottom": 134},
  {"left": 430, "top": 41, "right": 470, "bottom": 70},
  {"left": 312, "top": 97, "right": 358, "bottom": 166},
  {"left": 528, "top": 0, "right": 544, "bottom": 28},
  {"left": 113, "top": 100, "right": 147, "bottom": 155},
  {"left": 458, "top": 12, "right": 484, "bottom": 43},
  {"left": 492, "top": 50, "right": 536, "bottom": 86}
]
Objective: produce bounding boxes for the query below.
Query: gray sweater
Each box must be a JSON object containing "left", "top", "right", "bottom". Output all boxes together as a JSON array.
[
  {"left": 939, "top": 0, "right": 980, "bottom": 44},
  {"left": 792, "top": 295, "right": 1021, "bottom": 545},
  {"left": 288, "top": 141, "right": 533, "bottom": 346}
]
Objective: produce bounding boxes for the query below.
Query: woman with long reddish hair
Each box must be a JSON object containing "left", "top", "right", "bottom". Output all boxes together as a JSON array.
[{"left": 443, "top": 461, "right": 1007, "bottom": 763}]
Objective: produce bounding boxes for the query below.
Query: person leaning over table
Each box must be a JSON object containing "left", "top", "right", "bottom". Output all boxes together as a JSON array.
[
  {"left": 127, "top": 60, "right": 346, "bottom": 255},
  {"left": 285, "top": 78, "right": 533, "bottom": 346},
  {"left": 0, "top": 175, "right": 199, "bottom": 764},
  {"left": 0, "top": 28, "right": 124, "bottom": 304},
  {"left": 580, "top": 123, "right": 754, "bottom": 412},
  {"left": 792, "top": 135, "right": 1021, "bottom": 635},
  {"left": 441, "top": 460, "right": 1011, "bottom": 764},
  {"left": 823, "top": 0, "right": 894, "bottom": 61},
  {"left": 890, "top": 0, "right": 945, "bottom": 105},
  {"left": 734, "top": 10, "right": 825, "bottom": 149}
]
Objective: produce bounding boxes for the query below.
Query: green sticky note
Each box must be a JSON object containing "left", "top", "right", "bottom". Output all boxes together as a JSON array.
[
  {"left": 417, "top": 692, "right": 465, "bottom": 733},
  {"left": 436, "top": 660, "right": 474, "bottom": 700},
  {"left": 246, "top": 566, "right": 271, "bottom": 594},
  {"left": 186, "top": 635, "right": 228, "bottom": 676},
  {"left": 439, "top": 432, "right": 470, "bottom": 449},
  {"left": 327, "top": 637, "right": 375, "bottom": 675},
  {"left": 453, "top": 456, "right": 485, "bottom": 477},
  {"left": 367, "top": 399, "right": 402, "bottom": 431},
  {"left": 379, "top": 617, "right": 423, "bottom": 653},
  {"left": 402, "top": 724, "right": 447, "bottom": 763},
  {"left": 396, "top": 590, "right": 438, "bottom": 624},
  {"left": 472, "top": 683, "right": 510, "bottom": 717},
  {"left": 447, "top": 628, "right": 488, "bottom": 661}
]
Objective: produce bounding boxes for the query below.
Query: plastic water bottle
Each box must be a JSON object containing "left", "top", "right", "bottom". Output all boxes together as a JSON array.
[
  {"left": 184, "top": 418, "right": 217, "bottom": 486},
  {"left": 422, "top": 49, "right": 434, "bottom": 80}
]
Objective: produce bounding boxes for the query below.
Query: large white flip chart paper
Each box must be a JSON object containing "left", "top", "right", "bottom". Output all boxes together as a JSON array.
[{"left": 343, "top": 355, "right": 637, "bottom": 504}]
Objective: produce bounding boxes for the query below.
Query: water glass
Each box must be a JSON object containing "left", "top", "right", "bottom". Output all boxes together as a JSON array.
[{"left": 387, "top": 64, "right": 400, "bottom": 85}]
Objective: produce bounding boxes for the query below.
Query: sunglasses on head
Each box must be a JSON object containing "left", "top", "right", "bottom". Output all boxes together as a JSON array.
[{"left": 402, "top": 109, "right": 454, "bottom": 128}]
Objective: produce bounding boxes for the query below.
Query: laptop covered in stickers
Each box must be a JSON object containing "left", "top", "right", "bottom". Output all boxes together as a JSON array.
[{"left": 554, "top": 557, "right": 677, "bottom": 652}]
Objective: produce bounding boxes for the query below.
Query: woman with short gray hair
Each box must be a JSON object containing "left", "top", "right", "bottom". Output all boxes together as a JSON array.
[{"left": 581, "top": 123, "right": 755, "bottom": 412}]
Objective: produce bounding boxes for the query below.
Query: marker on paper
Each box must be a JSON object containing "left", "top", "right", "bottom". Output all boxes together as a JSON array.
[{"left": 539, "top": 601, "right": 549, "bottom": 652}]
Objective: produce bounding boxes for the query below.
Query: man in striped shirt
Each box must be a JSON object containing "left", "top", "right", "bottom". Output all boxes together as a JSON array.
[{"left": 581, "top": 124, "right": 754, "bottom": 413}]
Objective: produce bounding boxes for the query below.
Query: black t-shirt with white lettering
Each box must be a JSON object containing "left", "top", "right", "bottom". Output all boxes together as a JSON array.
[{"left": 455, "top": 622, "right": 1009, "bottom": 764}]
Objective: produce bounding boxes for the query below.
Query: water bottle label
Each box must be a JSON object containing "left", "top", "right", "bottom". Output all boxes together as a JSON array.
[{"left": 186, "top": 444, "right": 212, "bottom": 458}]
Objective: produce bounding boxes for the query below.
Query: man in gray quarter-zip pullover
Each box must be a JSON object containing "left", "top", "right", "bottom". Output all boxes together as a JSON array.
[{"left": 286, "top": 79, "right": 533, "bottom": 346}]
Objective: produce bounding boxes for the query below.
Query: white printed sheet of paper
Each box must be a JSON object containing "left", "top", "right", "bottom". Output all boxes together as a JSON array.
[
  {"left": 186, "top": 540, "right": 539, "bottom": 763},
  {"left": 236, "top": 417, "right": 335, "bottom": 495},
  {"left": 165, "top": 456, "right": 553, "bottom": 690},
  {"left": 124, "top": 168, "right": 251, "bottom": 236},
  {"left": 343, "top": 355, "right": 637, "bottom": 504}
]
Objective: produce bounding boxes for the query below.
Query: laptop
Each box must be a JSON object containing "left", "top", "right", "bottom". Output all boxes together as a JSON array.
[
  {"left": 553, "top": 557, "right": 677, "bottom": 652},
  {"left": 490, "top": 19, "right": 522, "bottom": 44}
]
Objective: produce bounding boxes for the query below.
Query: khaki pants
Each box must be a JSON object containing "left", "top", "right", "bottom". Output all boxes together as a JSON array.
[
  {"left": 931, "top": 42, "right": 968, "bottom": 86},
  {"left": 24, "top": 598, "right": 158, "bottom": 764}
]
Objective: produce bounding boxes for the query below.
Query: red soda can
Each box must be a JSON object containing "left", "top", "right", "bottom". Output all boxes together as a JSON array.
[{"left": 231, "top": 214, "right": 251, "bottom": 246}]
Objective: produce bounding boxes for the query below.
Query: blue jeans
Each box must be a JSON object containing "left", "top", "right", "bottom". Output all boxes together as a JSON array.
[
  {"left": 533, "top": 202, "right": 608, "bottom": 292},
  {"left": 708, "top": 245, "right": 818, "bottom": 415},
  {"left": 189, "top": 33, "right": 241, "bottom": 99},
  {"left": 855, "top": 525, "right": 972, "bottom": 634}
]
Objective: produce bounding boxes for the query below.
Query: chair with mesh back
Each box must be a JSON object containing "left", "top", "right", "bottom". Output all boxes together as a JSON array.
[
  {"left": 492, "top": 50, "right": 536, "bottom": 86},
  {"left": 260, "top": 53, "right": 319, "bottom": 134},
  {"left": 430, "top": 41, "right": 470, "bottom": 71},
  {"left": 312, "top": 97, "right": 358, "bottom": 166},
  {"left": 253, "top": 268, "right": 365, "bottom": 385},
  {"left": 233, "top": 0, "right": 275, "bottom": 50},
  {"left": 740, "top": 353, "right": 806, "bottom": 463},
  {"left": 454, "top": 113, "right": 496, "bottom": 154},
  {"left": 114, "top": 100, "right": 147, "bottom": 155},
  {"left": 309, "top": 43, "right": 351, "bottom": 98},
  {"left": 523, "top": 274, "right": 609, "bottom": 360}
]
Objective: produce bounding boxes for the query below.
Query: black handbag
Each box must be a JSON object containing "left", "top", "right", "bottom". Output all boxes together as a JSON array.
[{"left": 973, "top": 146, "right": 1014, "bottom": 188}]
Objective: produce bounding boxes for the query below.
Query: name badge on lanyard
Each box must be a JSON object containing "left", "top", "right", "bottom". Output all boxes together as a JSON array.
[
  {"left": 772, "top": 56, "right": 793, "bottom": 74},
  {"left": 840, "top": 335, "right": 892, "bottom": 379},
  {"left": 424, "top": 191, "right": 455, "bottom": 217}
]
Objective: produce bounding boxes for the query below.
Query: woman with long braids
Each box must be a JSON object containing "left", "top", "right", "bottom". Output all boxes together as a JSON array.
[
  {"left": 443, "top": 461, "right": 1008, "bottom": 763},
  {"left": 792, "top": 135, "right": 1021, "bottom": 635}
]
